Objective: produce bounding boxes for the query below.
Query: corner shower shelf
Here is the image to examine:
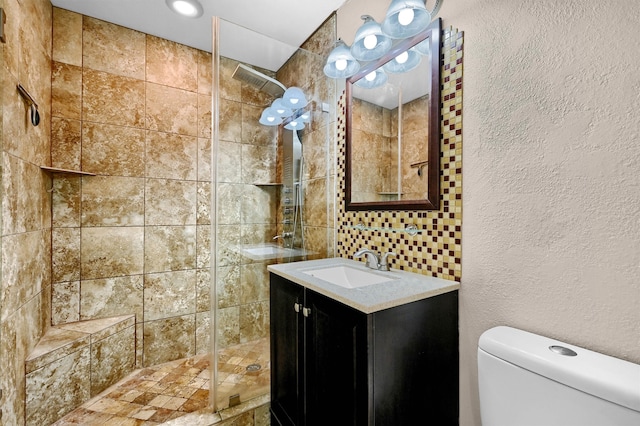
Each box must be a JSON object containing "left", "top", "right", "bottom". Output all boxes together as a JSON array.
[
  {"left": 253, "top": 182, "right": 282, "bottom": 186},
  {"left": 40, "top": 166, "right": 96, "bottom": 176}
]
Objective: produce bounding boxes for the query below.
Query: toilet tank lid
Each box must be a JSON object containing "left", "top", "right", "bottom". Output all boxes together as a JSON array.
[{"left": 479, "top": 326, "right": 640, "bottom": 413}]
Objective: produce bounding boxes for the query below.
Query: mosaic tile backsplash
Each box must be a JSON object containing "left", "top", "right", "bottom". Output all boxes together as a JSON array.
[{"left": 337, "top": 27, "right": 464, "bottom": 281}]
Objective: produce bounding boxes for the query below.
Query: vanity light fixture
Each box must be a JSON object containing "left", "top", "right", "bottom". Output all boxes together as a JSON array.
[
  {"left": 165, "top": 0, "right": 203, "bottom": 18},
  {"left": 351, "top": 15, "right": 392, "bottom": 61},
  {"left": 259, "top": 90, "right": 311, "bottom": 129},
  {"left": 323, "top": 39, "right": 360, "bottom": 79},
  {"left": 323, "top": 0, "right": 443, "bottom": 83}
]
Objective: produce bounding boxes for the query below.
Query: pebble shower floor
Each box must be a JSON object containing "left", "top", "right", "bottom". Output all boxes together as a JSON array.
[{"left": 53, "top": 337, "right": 270, "bottom": 425}]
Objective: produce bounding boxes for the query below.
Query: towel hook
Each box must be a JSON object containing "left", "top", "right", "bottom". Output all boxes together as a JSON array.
[{"left": 17, "top": 84, "right": 40, "bottom": 126}]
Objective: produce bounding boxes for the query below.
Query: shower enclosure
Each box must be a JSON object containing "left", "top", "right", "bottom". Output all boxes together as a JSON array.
[{"left": 210, "top": 17, "right": 337, "bottom": 413}]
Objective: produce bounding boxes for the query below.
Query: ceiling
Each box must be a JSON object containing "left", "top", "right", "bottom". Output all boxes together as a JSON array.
[{"left": 50, "top": 0, "right": 347, "bottom": 71}]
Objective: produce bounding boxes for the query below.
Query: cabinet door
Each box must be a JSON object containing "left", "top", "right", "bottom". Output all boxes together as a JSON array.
[
  {"left": 305, "top": 289, "right": 369, "bottom": 426},
  {"left": 270, "top": 275, "right": 305, "bottom": 426}
]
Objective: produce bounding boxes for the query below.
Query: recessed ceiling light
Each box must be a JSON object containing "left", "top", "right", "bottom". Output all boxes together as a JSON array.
[{"left": 165, "top": 0, "right": 203, "bottom": 18}]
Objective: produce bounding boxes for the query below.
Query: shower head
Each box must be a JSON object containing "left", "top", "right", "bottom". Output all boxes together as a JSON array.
[{"left": 232, "top": 64, "right": 286, "bottom": 98}]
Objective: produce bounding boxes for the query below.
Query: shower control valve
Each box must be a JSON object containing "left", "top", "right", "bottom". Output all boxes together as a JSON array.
[{"left": 273, "top": 232, "right": 293, "bottom": 240}]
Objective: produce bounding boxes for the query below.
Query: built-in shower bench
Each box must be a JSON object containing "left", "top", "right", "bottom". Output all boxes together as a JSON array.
[{"left": 24, "top": 314, "right": 136, "bottom": 425}]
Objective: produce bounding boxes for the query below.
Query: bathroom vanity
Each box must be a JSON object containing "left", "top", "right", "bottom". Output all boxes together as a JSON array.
[{"left": 268, "top": 258, "right": 459, "bottom": 426}]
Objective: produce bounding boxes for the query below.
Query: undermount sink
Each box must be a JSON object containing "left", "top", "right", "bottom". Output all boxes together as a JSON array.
[{"left": 301, "top": 265, "right": 396, "bottom": 289}]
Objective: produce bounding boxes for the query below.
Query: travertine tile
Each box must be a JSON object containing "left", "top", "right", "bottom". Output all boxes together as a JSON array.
[
  {"left": 198, "top": 93, "right": 212, "bottom": 139},
  {"left": 52, "top": 61, "right": 82, "bottom": 119},
  {"left": 240, "top": 184, "right": 275, "bottom": 224},
  {"left": 51, "top": 117, "right": 82, "bottom": 170},
  {"left": 90, "top": 324, "right": 136, "bottom": 396},
  {"left": 240, "top": 263, "right": 269, "bottom": 304},
  {"left": 143, "top": 315, "right": 196, "bottom": 366},
  {"left": 145, "top": 82, "right": 198, "bottom": 136},
  {"left": 52, "top": 281, "right": 80, "bottom": 325},
  {"left": 143, "top": 270, "right": 197, "bottom": 321},
  {"left": 196, "top": 311, "right": 211, "bottom": 355},
  {"left": 241, "top": 103, "right": 275, "bottom": 146},
  {"left": 26, "top": 346, "right": 91, "bottom": 425},
  {"left": 1, "top": 230, "right": 51, "bottom": 322},
  {"left": 216, "top": 265, "right": 240, "bottom": 309},
  {"left": 216, "top": 307, "right": 240, "bottom": 348},
  {"left": 82, "top": 68, "right": 146, "bottom": 128},
  {"left": 80, "top": 227, "right": 145, "bottom": 280},
  {"left": 58, "top": 315, "right": 135, "bottom": 342},
  {"left": 196, "top": 182, "right": 211, "bottom": 225},
  {"left": 145, "top": 178, "right": 197, "bottom": 225},
  {"left": 196, "top": 268, "right": 211, "bottom": 313},
  {"left": 219, "top": 98, "right": 242, "bottom": 142},
  {"left": 216, "top": 183, "right": 242, "bottom": 225},
  {"left": 197, "top": 136, "right": 212, "bottom": 182},
  {"left": 82, "top": 122, "right": 145, "bottom": 177},
  {"left": 83, "top": 16, "right": 146, "bottom": 80},
  {"left": 197, "top": 50, "right": 213, "bottom": 95},
  {"left": 215, "top": 224, "right": 242, "bottom": 266},
  {"left": 80, "top": 276, "right": 144, "bottom": 322},
  {"left": 144, "top": 225, "right": 196, "bottom": 273},
  {"left": 52, "top": 227, "right": 81, "bottom": 283},
  {"left": 146, "top": 35, "right": 198, "bottom": 92},
  {"left": 196, "top": 224, "right": 210, "bottom": 269},
  {"left": 239, "top": 301, "right": 268, "bottom": 343},
  {"left": 52, "top": 176, "right": 81, "bottom": 227},
  {"left": 241, "top": 144, "right": 277, "bottom": 184},
  {"left": 146, "top": 131, "right": 198, "bottom": 180},
  {"left": 219, "top": 57, "right": 242, "bottom": 102},
  {"left": 2, "top": 154, "right": 50, "bottom": 234},
  {"left": 81, "top": 176, "right": 145, "bottom": 226},
  {"left": 216, "top": 140, "right": 241, "bottom": 184},
  {"left": 25, "top": 327, "right": 90, "bottom": 373},
  {"left": 52, "top": 8, "right": 82, "bottom": 66}
]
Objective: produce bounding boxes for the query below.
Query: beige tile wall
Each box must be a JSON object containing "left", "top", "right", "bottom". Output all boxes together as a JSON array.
[
  {"left": 0, "top": 0, "right": 53, "bottom": 423},
  {"left": 50, "top": 9, "right": 213, "bottom": 367}
]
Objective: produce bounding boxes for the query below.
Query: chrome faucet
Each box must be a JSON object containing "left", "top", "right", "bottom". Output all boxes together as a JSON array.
[{"left": 354, "top": 248, "right": 396, "bottom": 271}]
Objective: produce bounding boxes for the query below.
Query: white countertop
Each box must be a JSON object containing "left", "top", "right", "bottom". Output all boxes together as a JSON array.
[{"left": 268, "top": 257, "right": 460, "bottom": 314}]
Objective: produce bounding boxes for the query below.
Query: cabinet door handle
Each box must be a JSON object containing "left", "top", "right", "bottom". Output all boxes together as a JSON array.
[
  {"left": 302, "top": 307, "right": 311, "bottom": 317},
  {"left": 294, "top": 303, "right": 301, "bottom": 313}
]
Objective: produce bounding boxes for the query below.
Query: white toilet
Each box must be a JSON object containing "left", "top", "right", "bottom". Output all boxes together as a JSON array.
[{"left": 478, "top": 326, "right": 640, "bottom": 426}]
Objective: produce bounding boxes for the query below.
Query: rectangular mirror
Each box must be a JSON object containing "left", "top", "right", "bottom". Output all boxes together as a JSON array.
[{"left": 346, "top": 18, "right": 441, "bottom": 211}]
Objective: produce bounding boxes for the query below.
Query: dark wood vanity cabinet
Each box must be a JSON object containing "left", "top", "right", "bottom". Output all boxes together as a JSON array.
[{"left": 269, "top": 273, "right": 459, "bottom": 426}]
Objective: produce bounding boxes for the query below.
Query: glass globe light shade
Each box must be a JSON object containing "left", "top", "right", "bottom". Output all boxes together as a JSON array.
[
  {"left": 381, "top": 0, "right": 431, "bottom": 39},
  {"left": 383, "top": 48, "right": 422, "bottom": 73},
  {"left": 324, "top": 40, "right": 360, "bottom": 79},
  {"left": 350, "top": 15, "right": 392, "bottom": 62},
  {"left": 282, "top": 87, "right": 308, "bottom": 109},
  {"left": 354, "top": 68, "right": 388, "bottom": 89}
]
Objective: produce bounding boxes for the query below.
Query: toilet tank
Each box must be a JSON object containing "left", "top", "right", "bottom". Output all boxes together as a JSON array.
[{"left": 478, "top": 326, "right": 640, "bottom": 426}]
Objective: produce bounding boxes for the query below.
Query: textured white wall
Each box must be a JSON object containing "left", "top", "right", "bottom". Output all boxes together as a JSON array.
[{"left": 338, "top": 0, "right": 640, "bottom": 424}]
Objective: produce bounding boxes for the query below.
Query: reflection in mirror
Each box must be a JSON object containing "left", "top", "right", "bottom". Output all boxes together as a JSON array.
[{"left": 346, "top": 18, "right": 441, "bottom": 211}]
